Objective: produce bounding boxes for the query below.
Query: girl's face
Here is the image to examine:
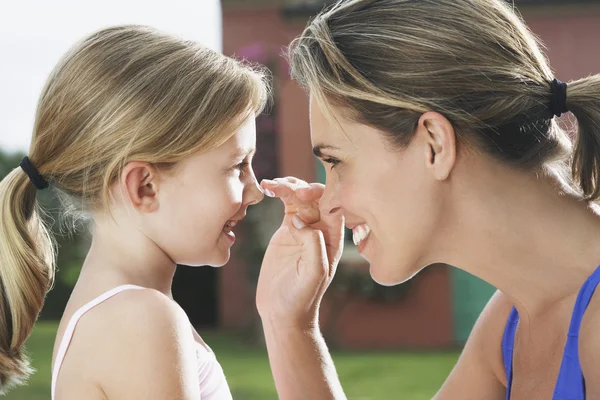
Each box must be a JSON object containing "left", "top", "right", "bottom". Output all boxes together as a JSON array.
[
  {"left": 310, "top": 99, "right": 455, "bottom": 285},
  {"left": 144, "top": 114, "right": 264, "bottom": 267}
]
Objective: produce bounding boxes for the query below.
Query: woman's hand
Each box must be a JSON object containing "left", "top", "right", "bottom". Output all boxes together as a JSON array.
[{"left": 256, "top": 177, "right": 344, "bottom": 330}]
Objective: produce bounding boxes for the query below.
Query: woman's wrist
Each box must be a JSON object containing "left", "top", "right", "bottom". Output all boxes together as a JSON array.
[{"left": 260, "top": 313, "right": 321, "bottom": 337}]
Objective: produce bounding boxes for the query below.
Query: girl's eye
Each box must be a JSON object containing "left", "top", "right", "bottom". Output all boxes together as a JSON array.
[
  {"left": 235, "top": 161, "right": 249, "bottom": 175},
  {"left": 322, "top": 157, "right": 340, "bottom": 170}
]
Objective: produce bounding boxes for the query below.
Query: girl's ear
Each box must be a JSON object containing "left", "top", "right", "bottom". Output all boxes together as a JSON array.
[{"left": 120, "top": 161, "right": 160, "bottom": 213}]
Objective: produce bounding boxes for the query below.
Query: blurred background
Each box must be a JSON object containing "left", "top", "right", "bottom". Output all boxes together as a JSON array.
[{"left": 2, "top": 0, "right": 600, "bottom": 399}]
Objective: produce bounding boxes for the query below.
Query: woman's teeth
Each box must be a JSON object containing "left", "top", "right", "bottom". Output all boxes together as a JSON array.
[{"left": 352, "top": 224, "right": 371, "bottom": 246}]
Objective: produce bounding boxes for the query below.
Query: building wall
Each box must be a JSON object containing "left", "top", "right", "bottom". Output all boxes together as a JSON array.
[
  {"left": 451, "top": 5, "right": 600, "bottom": 345},
  {"left": 220, "top": 2, "right": 600, "bottom": 348}
]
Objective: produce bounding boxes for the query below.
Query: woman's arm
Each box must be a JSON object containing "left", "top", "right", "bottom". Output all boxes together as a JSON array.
[
  {"left": 434, "top": 290, "right": 509, "bottom": 400},
  {"left": 257, "top": 178, "right": 346, "bottom": 400},
  {"left": 262, "top": 291, "right": 508, "bottom": 400},
  {"left": 262, "top": 322, "right": 346, "bottom": 400}
]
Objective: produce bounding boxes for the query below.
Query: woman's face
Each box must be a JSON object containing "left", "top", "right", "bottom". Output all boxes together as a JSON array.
[
  {"left": 310, "top": 99, "right": 454, "bottom": 285},
  {"left": 145, "top": 114, "right": 264, "bottom": 267}
]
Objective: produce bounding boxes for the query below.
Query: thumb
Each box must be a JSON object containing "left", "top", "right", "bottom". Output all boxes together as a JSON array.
[{"left": 287, "top": 215, "right": 329, "bottom": 278}]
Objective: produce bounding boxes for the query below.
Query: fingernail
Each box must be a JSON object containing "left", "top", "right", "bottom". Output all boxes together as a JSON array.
[
  {"left": 292, "top": 215, "right": 306, "bottom": 229},
  {"left": 265, "top": 189, "right": 275, "bottom": 197},
  {"left": 262, "top": 179, "right": 277, "bottom": 186}
]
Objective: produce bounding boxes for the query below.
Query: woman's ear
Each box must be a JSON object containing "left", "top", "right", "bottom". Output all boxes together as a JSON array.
[
  {"left": 120, "top": 161, "right": 160, "bottom": 213},
  {"left": 416, "top": 111, "right": 457, "bottom": 180}
]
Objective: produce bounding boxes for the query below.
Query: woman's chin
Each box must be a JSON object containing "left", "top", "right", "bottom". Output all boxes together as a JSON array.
[{"left": 369, "top": 261, "right": 419, "bottom": 287}]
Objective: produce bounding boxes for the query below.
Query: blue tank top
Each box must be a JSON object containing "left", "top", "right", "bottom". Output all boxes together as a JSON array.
[{"left": 502, "top": 265, "right": 600, "bottom": 400}]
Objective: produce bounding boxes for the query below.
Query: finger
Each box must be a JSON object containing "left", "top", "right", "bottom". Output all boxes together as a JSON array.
[
  {"left": 261, "top": 177, "right": 310, "bottom": 192},
  {"left": 321, "top": 211, "right": 345, "bottom": 277},
  {"left": 296, "top": 205, "right": 320, "bottom": 225},
  {"left": 262, "top": 180, "right": 322, "bottom": 201},
  {"left": 296, "top": 183, "right": 325, "bottom": 202},
  {"left": 261, "top": 180, "right": 321, "bottom": 222},
  {"left": 278, "top": 176, "right": 301, "bottom": 185},
  {"left": 287, "top": 215, "right": 329, "bottom": 281},
  {"left": 275, "top": 176, "right": 310, "bottom": 187},
  {"left": 294, "top": 184, "right": 325, "bottom": 223}
]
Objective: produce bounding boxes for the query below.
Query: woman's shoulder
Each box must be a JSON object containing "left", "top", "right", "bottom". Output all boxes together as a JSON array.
[
  {"left": 472, "top": 290, "right": 514, "bottom": 386},
  {"left": 434, "top": 290, "right": 512, "bottom": 398}
]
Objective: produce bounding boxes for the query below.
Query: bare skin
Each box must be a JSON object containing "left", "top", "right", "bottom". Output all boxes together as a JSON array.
[
  {"left": 51, "top": 114, "right": 264, "bottom": 399},
  {"left": 256, "top": 99, "right": 600, "bottom": 400}
]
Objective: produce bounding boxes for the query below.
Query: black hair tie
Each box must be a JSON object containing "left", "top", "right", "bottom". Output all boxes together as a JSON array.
[
  {"left": 19, "top": 157, "right": 49, "bottom": 190},
  {"left": 550, "top": 78, "right": 568, "bottom": 117}
]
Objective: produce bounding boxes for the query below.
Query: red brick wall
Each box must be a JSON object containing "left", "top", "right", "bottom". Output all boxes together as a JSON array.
[
  {"left": 524, "top": 10, "right": 600, "bottom": 79},
  {"left": 320, "top": 266, "right": 453, "bottom": 349},
  {"left": 220, "top": 7, "right": 316, "bottom": 331},
  {"left": 220, "top": 3, "right": 600, "bottom": 347}
]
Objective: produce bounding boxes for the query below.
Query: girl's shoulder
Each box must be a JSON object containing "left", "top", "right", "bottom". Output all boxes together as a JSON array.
[
  {"left": 72, "top": 285, "right": 192, "bottom": 351},
  {"left": 55, "top": 285, "right": 193, "bottom": 366},
  {"left": 56, "top": 285, "right": 200, "bottom": 398}
]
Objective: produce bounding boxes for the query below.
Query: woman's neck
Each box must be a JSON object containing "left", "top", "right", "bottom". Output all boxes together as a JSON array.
[{"left": 433, "top": 160, "right": 600, "bottom": 323}]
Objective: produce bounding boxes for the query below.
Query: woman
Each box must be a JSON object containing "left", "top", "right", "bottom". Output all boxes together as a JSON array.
[
  {"left": 0, "top": 25, "right": 268, "bottom": 398},
  {"left": 257, "top": 0, "right": 600, "bottom": 399}
]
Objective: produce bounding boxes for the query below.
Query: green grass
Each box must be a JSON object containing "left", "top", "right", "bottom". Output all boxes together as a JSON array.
[{"left": 8, "top": 322, "right": 459, "bottom": 400}]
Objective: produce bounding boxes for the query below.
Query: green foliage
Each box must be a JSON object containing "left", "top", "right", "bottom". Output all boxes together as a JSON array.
[{"left": 10, "top": 321, "right": 459, "bottom": 400}]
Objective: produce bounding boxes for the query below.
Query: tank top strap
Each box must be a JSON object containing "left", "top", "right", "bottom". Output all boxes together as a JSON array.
[
  {"left": 502, "top": 306, "right": 519, "bottom": 400},
  {"left": 51, "top": 284, "right": 146, "bottom": 399},
  {"left": 502, "top": 265, "right": 600, "bottom": 400},
  {"left": 566, "top": 265, "right": 600, "bottom": 336},
  {"left": 554, "top": 265, "right": 600, "bottom": 399}
]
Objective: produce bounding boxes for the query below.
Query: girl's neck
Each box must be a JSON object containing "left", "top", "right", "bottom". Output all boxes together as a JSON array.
[{"left": 80, "top": 215, "right": 177, "bottom": 296}]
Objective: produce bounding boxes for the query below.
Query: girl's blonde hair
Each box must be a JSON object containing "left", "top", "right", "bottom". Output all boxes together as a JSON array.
[
  {"left": 0, "top": 25, "right": 268, "bottom": 392},
  {"left": 289, "top": 0, "right": 600, "bottom": 197}
]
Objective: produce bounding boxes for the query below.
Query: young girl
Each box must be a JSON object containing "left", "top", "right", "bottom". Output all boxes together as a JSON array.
[
  {"left": 255, "top": 0, "right": 600, "bottom": 399},
  {"left": 0, "top": 25, "right": 268, "bottom": 399}
]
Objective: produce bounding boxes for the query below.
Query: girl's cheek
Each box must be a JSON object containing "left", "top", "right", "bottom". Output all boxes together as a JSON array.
[{"left": 225, "top": 178, "right": 244, "bottom": 206}]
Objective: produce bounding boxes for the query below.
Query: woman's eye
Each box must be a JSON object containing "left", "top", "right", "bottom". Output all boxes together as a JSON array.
[{"left": 323, "top": 158, "right": 340, "bottom": 170}]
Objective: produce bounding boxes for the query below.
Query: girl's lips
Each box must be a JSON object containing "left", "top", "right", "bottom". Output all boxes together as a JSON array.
[
  {"left": 222, "top": 229, "right": 236, "bottom": 243},
  {"left": 357, "top": 231, "right": 371, "bottom": 254}
]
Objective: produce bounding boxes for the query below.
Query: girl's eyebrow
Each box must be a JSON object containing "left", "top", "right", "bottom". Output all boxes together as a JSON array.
[{"left": 230, "top": 147, "right": 256, "bottom": 159}]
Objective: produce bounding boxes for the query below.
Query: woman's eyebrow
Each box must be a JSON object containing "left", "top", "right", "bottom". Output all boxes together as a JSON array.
[{"left": 313, "top": 144, "right": 340, "bottom": 157}]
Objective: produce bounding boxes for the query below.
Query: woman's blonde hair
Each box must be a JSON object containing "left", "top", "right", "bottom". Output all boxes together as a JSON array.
[
  {"left": 0, "top": 25, "right": 268, "bottom": 392},
  {"left": 289, "top": 0, "right": 600, "bottom": 196}
]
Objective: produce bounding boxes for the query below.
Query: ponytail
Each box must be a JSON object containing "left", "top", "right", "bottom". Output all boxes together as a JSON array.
[
  {"left": 568, "top": 74, "right": 600, "bottom": 201},
  {"left": 0, "top": 165, "right": 54, "bottom": 394}
]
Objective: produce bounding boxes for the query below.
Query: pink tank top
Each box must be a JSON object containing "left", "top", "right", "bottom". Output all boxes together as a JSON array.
[{"left": 51, "top": 285, "right": 232, "bottom": 399}]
